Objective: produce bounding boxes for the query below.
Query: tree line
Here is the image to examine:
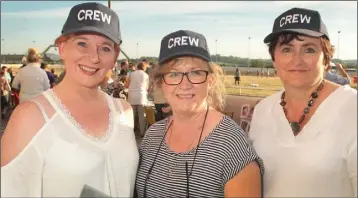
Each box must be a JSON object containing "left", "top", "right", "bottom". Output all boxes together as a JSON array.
[{"left": 124, "top": 55, "right": 357, "bottom": 69}]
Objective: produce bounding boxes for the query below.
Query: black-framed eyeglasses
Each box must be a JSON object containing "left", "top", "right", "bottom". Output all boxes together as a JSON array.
[{"left": 162, "top": 70, "right": 209, "bottom": 85}]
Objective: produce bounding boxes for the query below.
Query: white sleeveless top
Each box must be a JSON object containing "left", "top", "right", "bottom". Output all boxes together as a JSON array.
[
  {"left": 128, "top": 70, "right": 149, "bottom": 105},
  {"left": 1, "top": 89, "right": 139, "bottom": 197}
]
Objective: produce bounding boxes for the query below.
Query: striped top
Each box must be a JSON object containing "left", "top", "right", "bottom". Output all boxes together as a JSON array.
[{"left": 135, "top": 116, "right": 264, "bottom": 197}]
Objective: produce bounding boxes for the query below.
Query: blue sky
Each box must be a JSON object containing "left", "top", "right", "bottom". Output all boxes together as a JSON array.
[{"left": 1, "top": 1, "right": 357, "bottom": 60}]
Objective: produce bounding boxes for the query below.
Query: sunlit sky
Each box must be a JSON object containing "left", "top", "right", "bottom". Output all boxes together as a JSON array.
[{"left": 1, "top": 1, "right": 357, "bottom": 60}]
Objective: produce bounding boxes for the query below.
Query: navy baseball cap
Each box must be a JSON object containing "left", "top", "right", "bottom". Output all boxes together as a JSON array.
[
  {"left": 264, "top": 7, "right": 329, "bottom": 43},
  {"left": 61, "top": 2, "right": 122, "bottom": 45},
  {"left": 158, "top": 30, "right": 211, "bottom": 64}
]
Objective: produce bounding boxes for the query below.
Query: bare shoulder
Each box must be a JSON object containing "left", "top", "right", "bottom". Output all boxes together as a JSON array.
[
  {"left": 1, "top": 98, "right": 50, "bottom": 167},
  {"left": 114, "top": 98, "right": 132, "bottom": 112}
]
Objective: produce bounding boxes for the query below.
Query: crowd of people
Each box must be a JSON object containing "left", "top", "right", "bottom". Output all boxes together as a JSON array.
[
  {"left": 0, "top": 2, "right": 356, "bottom": 198},
  {"left": 0, "top": 49, "right": 61, "bottom": 118}
]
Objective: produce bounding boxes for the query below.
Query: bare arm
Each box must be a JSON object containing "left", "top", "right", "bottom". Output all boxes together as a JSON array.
[
  {"left": 125, "top": 75, "right": 131, "bottom": 88},
  {"left": 224, "top": 161, "right": 262, "bottom": 198},
  {"left": 336, "top": 63, "right": 351, "bottom": 84},
  {"left": 1, "top": 101, "right": 47, "bottom": 166},
  {"left": 11, "top": 72, "right": 20, "bottom": 90}
]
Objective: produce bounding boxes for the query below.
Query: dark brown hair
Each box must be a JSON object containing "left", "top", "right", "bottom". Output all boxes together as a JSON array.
[
  {"left": 137, "top": 62, "right": 146, "bottom": 70},
  {"left": 268, "top": 33, "right": 334, "bottom": 65}
]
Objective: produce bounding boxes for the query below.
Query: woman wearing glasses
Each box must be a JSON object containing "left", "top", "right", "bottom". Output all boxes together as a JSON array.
[{"left": 135, "top": 30, "right": 264, "bottom": 197}]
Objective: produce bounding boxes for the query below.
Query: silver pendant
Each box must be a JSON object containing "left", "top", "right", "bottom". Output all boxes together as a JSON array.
[{"left": 290, "top": 122, "right": 300, "bottom": 135}]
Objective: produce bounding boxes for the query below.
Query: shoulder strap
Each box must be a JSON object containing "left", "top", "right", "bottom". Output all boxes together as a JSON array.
[
  {"left": 31, "top": 100, "right": 50, "bottom": 122},
  {"left": 112, "top": 98, "right": 124, "bottom": 114}
]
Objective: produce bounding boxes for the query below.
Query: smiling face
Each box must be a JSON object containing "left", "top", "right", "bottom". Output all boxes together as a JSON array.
[
  {"left": 160, "top": 57, "right": 214, "bottom": 115},
  {"left": 57, "top": 33, "right": 119, "bottom": 89},
  {"left": 273, "top": 35, "right": 326, "bottom": 89}
]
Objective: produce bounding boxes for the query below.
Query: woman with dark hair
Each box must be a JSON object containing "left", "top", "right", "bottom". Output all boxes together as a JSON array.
[
  {"left": 249, "top": 7, "right": 357, "bottom": 197},
  {"left": 40, "top": 62, "right": 56, "bottom": 88},
  {"left": 234, "top": 68, "right": 240, "bottom": 85}
]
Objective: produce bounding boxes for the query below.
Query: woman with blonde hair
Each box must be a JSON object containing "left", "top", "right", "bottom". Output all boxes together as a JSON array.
[
  {"left": 2, "top": 2, "right": 138, "bottom": 197},
  {"left": 11, "top": 48, "right": 50, "bottom": 103},
  {"left": 135, "top": 30, "right": 264, "bottom": 197}
]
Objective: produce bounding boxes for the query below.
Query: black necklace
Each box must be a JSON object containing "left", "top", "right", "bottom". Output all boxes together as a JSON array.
[
  {"left": 280, "top": 80, "right": 325, "bottom": 135},
  {"left": 143, "top": 105, "right": 209, "bottom": 198}
]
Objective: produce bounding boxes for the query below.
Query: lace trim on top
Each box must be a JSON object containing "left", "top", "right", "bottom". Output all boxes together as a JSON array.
[{"left": 48, "top": 89, "right": 113, "bottom": 142}]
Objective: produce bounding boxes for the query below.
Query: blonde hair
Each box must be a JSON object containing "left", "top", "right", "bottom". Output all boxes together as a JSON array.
[
  {"left": 21, "top": 56, "right": 27, "bottom": 65},
  {"left": 153, "top": 57, "right": 226, "bottom": 111},
  {"left": 26, "top": 48, "right": 41, "bottom": 63}
]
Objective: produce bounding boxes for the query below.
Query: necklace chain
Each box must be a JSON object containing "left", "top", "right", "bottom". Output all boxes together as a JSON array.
[
  {"left": 167, "top": 118, "right": 205, "bottom": 176},
  {"left": 280, "top": 80, "right": 325, "bottom": 135}
]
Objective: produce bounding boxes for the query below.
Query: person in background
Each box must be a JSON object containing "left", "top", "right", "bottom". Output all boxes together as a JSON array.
[
  {"left": 119, "top": 60, "right": 129, "bottom": 76},
  {"left": 6, "top": 67, "right": 14, "bottom": 84},
  {"left": 127, "top": 62, "right": 149, "bottom": 137},
  {"left": 40, "top": 62, "right": 56, "bottom": 88},
  {"left": 127, "top": 62, "right": 136, "bottom": 75},
  {"left": 6, "top": 67, "right": 16, "bottom": 107},
  {"left": 19, "top": 56, "right": 28, "bottom": 68},
  {"left": 1, "top": 66, "right": 13, "bottom": 107},
  {"left": 142, "top": 58, "right": 151, "bottom": 75},
  {"left": 250, "top": 7, "right": 356, "bottom": 197},
  {"left": 1, "top": 2, "right": 138, "bottom": 197},
  {"left": 11, "top": 48, "right": 50, "bottom": 103},
  {"left": 55, "top": 70, "right": 66, "bottom": 85},
  {"left": 325, "top": 62, "right": 351, "bottom": 85},
  {"left": 1, "top": 66, "right": 12, "bottom": 84},
  {"left": 50, "top": 68, "right": 58, "bottom": 79},
  {"left": 234, "top": 68, "right": 241, "bottom": 85},
  {"left": 150, "top": 63, "right": 171, "bottom": 121},
  {"left": 1, "top": 70, "right": 11, "bottom": 118},
  {"left": 136, "top": 30, "right": 263, "bottom": 197}
]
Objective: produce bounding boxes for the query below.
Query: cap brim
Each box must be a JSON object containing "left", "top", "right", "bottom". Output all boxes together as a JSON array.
[
  {"left": 159, "top": 52, "right": 211, "bottom": 65},
  {"left": 263, "top": 29, "right": 324, "bottom": 43},
  {"left": 62, "top": 26, "right": 122, "bottom": 45}
]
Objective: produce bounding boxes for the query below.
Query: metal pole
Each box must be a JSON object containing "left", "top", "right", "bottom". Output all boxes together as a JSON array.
[
  {"left": 136, "top": 43, "right": 139, "bottom": 64},
  {"left": 337, "top": 30, "right": 341, "bottom": 60},
  {"left": 1, "top": 39, "right": 4, "bottom": 63},
  {"left": 248, "top": 37, "right": 251, "bottom": 67},
  {"left": 108, "top": 0, "right": 111, "bottom": 8},
  {"left": 215, "top": 39, "right": 218, "bottom": 63}
]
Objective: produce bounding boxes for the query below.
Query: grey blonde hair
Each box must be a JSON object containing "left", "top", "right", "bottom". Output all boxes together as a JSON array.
[{"left": 153, "top": 57, "right": 226, "bottom": 111}]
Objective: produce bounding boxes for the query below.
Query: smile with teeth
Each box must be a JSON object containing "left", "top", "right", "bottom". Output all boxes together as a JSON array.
[
  {"left": 177, "top": 94, "right": 195, "bottom": 98},
  {"left": 79, "top": 64, "right": 99, "bottom": 73}
]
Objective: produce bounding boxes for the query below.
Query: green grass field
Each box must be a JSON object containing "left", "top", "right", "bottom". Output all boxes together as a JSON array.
[
  {"left": 224, "top": 75, "right": 357, "bottom": 97},
  {"left": 13, "top": 65, "right": 354, "bottom": 98},
  {"left": 223, "top": 75, "right": 283, "bottom": 97}
]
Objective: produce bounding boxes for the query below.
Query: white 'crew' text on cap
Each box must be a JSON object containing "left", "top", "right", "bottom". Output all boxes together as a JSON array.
[
  {"left": 168, "top": 36, "right": 199, "bottom": 49},
  {"left": 77, "top": 9, "right": 112, "bottom": 25},
  {"left": 280, "top": 14, "right": 311, "bottom": 28}
]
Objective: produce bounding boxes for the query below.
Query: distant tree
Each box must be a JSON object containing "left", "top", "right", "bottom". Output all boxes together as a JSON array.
[{"left": 250, "top": 59, "right": 265, "bottom": 68}]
